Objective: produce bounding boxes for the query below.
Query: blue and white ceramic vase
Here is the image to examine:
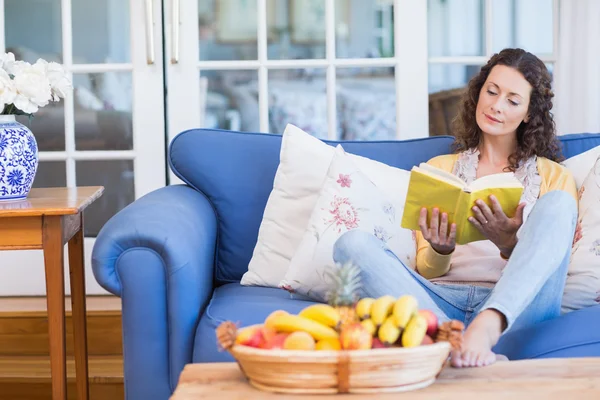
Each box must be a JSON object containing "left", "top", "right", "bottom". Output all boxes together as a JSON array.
[{"left": 0, "top": 115, "right": 38, "bottom": 201}]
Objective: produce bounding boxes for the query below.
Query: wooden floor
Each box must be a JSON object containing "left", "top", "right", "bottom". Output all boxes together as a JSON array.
[{"left": 0, "top": 296, "right": 124, "bottom": 400}]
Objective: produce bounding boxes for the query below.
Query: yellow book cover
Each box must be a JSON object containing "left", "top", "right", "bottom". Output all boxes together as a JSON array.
[{"left": 400, "top": 163, "right": 524, "bottom": 245}]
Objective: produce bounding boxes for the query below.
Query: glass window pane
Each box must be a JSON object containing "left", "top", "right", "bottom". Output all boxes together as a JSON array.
[
  {"left": 32, "top": 161, "right": 66, "bottom": 188},
  {"left": 337, "top": 67, "right": 395, "bottom": 140},
  {"left": 200, "top": 70, "right": 258, "bottom": 131},
  {"left": 492, "top": 0, "right": 553, "bottom": 56},
  {"left": 5, "top": 0, "right": 63, "bottom": 64},
  {"left": 76, "top": 160, "right": 134, "bottom": 237},
  {"left": 267, "top": 0, "right": 327, "bottom": 59},
  {"left": 16, "top": 107, "right": 65, "bottom": 152},
  {"left": 428, "top": 64, "right": 480, "bottom": 136},
  {"left": 337, "top": 0, "right": 394, "bottom": 59},
  {"left": 74, "top": 72, "right": 133, "bottom": 151},
  {"left": 268, "top": 68, "right": 328, "bottom": 137},
  {"left": 199, "top": 0, "right": 258, "bottom": 61},
  {"left": 428, "top": 0, "right": 484, "bottom": 57},
  {"left": 72, "top": 0, "right": 131, "bottom": 63}
]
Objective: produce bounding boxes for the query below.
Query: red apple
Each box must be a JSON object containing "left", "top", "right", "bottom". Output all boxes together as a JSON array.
[
  {"left": 421, "top": 335, "right": 434, "bottom": 345},
  {"left": 236, "top": 325, "right": 265, "bottom": 348},
  {"left": 261, "top": 333, "right": 289, "bottom": 349},
  {"left": 418, "top": 309, "right": 439, "bottom": 337},
  {"left": 371, "top": 338, "right": 386, "bottom": 349},
  {"left": 340, "top": 323, "right": 373, "bottom": 350}
]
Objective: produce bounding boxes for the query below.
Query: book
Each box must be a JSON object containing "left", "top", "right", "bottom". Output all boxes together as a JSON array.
[{"left": 400, "top": 162, "right": 524, "bottom": 245}]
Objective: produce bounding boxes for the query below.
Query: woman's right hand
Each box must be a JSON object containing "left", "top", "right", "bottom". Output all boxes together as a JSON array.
[{"left": 419, "top": 207, "right": 457, "bottom": 255}]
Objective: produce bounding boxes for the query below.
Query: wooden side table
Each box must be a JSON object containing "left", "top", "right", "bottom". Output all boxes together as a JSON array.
[{"left": 0, "top": 187, "right": 104, "bottom": 400}]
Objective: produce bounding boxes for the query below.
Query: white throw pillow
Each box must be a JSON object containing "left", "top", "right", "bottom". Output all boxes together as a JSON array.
[
  {"left": 562, "top": 155, "right": 600, "bottom": 313},
  {"left": 241, "top": 124, "right": 416, "bottom": 288},
  {"left": 562, "top": 145, "right": 600, "bottom": 189},
  {"left": 279, "top": 146, "right": 416, "bottom": 301}
]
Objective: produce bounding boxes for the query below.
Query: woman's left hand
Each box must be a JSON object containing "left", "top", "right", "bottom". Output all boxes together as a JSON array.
[{"left": 468, "top": 195, "right": 526, "bottom": 257}]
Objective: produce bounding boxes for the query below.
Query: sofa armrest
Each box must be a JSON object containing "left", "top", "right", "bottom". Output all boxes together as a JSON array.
[{"left": 92, "top": 185, "right": 217, "bottom": 397}]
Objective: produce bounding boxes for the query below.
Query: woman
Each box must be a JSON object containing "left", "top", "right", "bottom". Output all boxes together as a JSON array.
[{"left": 333, "top": 48, "right": 578, "bottom": 368}]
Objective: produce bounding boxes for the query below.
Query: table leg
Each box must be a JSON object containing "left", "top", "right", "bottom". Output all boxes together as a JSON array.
[
  {"left": 68, "top": 214, "right": 90, "bottom": 400},
  {"left": 43, "top": 216, "right": 67, "bottom": 400}
]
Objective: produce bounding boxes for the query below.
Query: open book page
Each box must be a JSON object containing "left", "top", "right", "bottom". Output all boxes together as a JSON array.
[
  {"left": 418, "top": 163, "right": 466, "bottom": 188},
  {"left": 466, "top": 172, "right": 523, "bottom": 193}
]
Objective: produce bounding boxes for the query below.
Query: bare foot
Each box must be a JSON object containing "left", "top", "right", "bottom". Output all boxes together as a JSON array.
[{"left": 451, "top": 309, "right": 506, "bottom": 368}]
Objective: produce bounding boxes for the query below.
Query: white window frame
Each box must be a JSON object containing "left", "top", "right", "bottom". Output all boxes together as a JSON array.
[{"left": 168, "top": 0, "right": 429, "bottom": 144}]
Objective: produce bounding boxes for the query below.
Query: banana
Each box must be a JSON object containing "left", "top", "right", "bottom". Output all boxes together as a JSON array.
[
  {"left": 355, "top": 297, "right": 376, "bottom": 320},
  {"left": 392, "top": 295, "right": 418, "bottom": 329},
  {"left": 378, "top": 316, "right": 401, "bottom": 346},
  {"left": 360, "top": 318, "right": 377, "bottom": 336},
  {"left": 298, "top": 304, "right": 341, "bottom": 329},
  {"left": 401, "top": 314, "right": 428, "bottom": 348},
  {"left": 371, "top": 295, "right": 396, "bottom": 326},
  {"left": 270, "top": 314, "right": 339, "bottom": 341}
]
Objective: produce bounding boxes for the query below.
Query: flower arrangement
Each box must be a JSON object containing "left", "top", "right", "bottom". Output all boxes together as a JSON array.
[{"left": 0, "top": 52, "right": 71, "bottom": 116}]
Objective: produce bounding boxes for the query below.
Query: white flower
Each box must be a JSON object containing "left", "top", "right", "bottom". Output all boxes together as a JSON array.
[
  {"left": 0, "top": 68, "right": 16, "bottom": 110},
  {"left": 35, "top": 59, "right": 71, "bottom": 101},
  {"left": 12, "top": 62, "right": 52, "bottom": 114},
  {"left": 0, "top": 52, "right": 16, "bottom": 75}
]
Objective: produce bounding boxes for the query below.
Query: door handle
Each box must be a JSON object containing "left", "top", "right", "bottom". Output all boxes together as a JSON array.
[
  {"left": 171, "top": 0, "right": 180, "bottom": 64},
  {"left": 144, "top": 0, "right": 155, "bottom": 64}
]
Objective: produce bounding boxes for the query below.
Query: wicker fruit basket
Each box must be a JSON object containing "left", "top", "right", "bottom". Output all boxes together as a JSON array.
[{"left": 217, "top": 321, "right": 453, "bottom": 394}]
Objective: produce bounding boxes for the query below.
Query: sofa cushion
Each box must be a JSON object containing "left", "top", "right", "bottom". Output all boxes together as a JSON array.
[
  {"left": 243, "top": 125, "right": 418, "bottom": 290},
  {"left": 192, "top": 283, "right": 318, "bottom": 363},
  {"left": 494, "top": 304, "right": 600, "bottom": 359},
  {"left": 169, "top": 128, "right": 455, "bottom": 285},
  {"left": 194, "top": 285, "right": 600, "bottom": 363},
  {"left": 280, "top": 145, "right": 415, "bottom": 301},
  {"left": 562, "top": 155, "right": 600, "bottom": 313}
]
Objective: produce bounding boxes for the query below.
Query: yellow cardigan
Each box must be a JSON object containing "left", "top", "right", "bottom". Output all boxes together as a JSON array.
[{"left": 415, "top": 154, "right": 578, "bottom": 279}]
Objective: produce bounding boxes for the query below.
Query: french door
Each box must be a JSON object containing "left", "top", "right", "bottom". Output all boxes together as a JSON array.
[
  {"left": 0, "top": 0, "right": 166, "bottom": 295},
  {"left": 0, "top": 0, "right": 436, "bottom": 295}
]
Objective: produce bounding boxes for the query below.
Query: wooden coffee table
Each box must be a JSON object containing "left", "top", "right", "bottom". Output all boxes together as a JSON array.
[{"left": 171, "top": 358, "right": 600, "bottom": 399}]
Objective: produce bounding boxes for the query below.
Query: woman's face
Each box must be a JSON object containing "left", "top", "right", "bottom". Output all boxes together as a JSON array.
[{"left": 475, "top": 65, "right": 532, "bottom": 139}]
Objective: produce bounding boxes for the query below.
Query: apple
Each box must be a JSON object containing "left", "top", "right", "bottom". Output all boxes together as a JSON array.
[
  {"left": 418, "top": 309, "right": 439, "bottom": 337},
  {"left": 371, "top": 338, "right": 386, "bottom": 349},
  {"left": 340, "top": 323, "right": 373, "bottom": 350},
  {"left": 235, "top": 325, "right": 264, "bottom": 348},
  {"left": 421, "top": 335, "right": 434, "bottom": 345},
  {"left": 261, "top": 332, "right": 289, "bottom": 349}
]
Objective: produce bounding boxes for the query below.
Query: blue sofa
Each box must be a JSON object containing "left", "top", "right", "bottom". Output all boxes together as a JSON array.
[{"left": 92, "top": 129, "right": 600, "bottom": 400}]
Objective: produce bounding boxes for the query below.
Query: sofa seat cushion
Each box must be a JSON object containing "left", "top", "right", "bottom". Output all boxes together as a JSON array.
[
  {"left": 193, "top": 283, "right": 318, "bottom": 363},
  {"left": 494, "top": 304, "right": 600, "bottom": 359}
]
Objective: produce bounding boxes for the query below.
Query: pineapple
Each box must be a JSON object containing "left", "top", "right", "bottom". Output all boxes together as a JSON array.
[{"left": 325, "top": 262, "right": 362, "bottom": 328}]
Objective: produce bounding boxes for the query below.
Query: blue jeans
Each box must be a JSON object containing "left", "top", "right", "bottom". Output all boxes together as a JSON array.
[{"left": 332, "top": 190, "right": 578, "bottom": 333}]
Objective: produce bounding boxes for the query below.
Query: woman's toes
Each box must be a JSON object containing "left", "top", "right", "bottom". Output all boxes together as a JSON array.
[
  {"left": 451, "top": 350, "right": 463, "bottom": 368},
  {"left": 463, "top": 350, "right": 476, "bottom": 367}
]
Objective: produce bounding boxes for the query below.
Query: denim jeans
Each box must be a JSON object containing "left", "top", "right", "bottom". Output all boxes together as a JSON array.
[{"left": 332, "top": 190, "right": 578, "bottom": 333}]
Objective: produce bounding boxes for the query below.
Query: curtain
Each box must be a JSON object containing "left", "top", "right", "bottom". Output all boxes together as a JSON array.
[{"left": 553, "top": 0, "right": 600, "bottom": 135}]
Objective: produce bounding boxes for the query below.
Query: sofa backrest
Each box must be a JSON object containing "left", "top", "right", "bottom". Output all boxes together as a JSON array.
[{"left": 168, "top": 129, "right": 600, "bottom": 285}]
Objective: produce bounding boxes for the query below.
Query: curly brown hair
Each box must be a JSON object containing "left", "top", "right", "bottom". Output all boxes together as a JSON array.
[{"left": 452, "top": 48, "right": 563, "bottom": 171}]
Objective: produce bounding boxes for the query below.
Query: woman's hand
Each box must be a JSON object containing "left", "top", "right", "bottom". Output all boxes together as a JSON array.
[
  {"left": 469, "top": 195, "right": 526, "bottom": 257},
  {"left": 419, "top": 207, "right": 457, "bottom": 255}
]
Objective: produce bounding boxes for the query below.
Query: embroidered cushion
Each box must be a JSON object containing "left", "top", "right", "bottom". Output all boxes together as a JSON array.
[
  {"left": 562, "top": 155, "right": 600, "bottom": 313},
  {"left": 280, "top": 145, "right": 416, "bottom": 301}
]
